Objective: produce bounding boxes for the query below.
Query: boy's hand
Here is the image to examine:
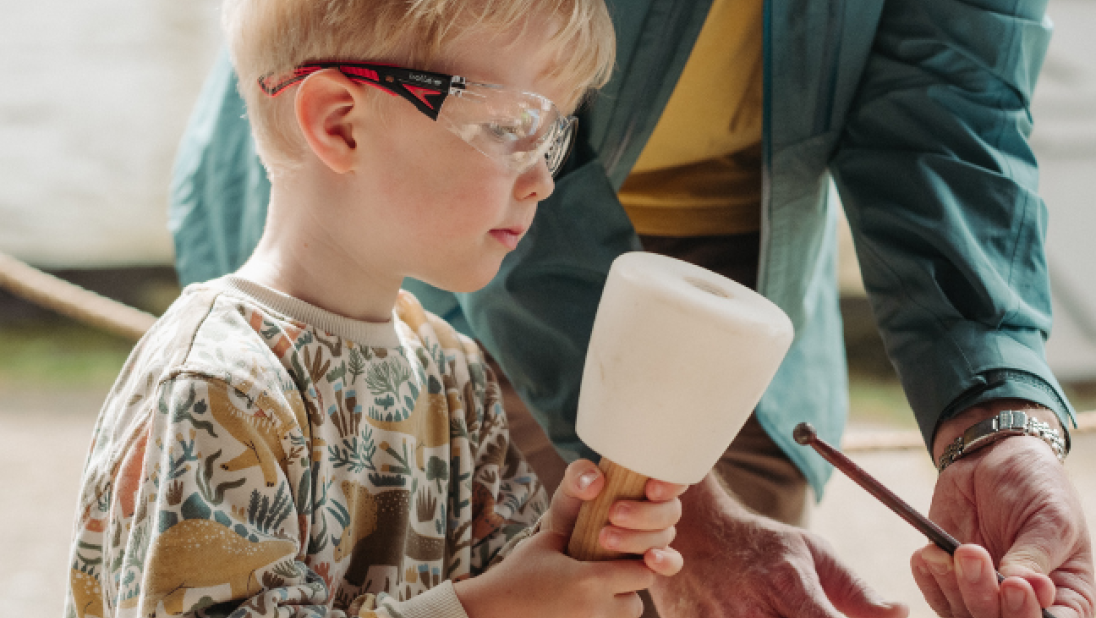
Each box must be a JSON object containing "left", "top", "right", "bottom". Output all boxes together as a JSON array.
[
  {"left": 454, "top": 459, "right": 687, "bottom": 618},
  {"left": 545, "top": 459, "right": 687, "bottom": 575}
]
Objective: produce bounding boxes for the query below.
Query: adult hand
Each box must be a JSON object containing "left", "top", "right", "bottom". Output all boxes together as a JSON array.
[
  {"left": 649, "top": 473, "right": 909, "bottom": 618},
  {"left": 912, "top": 402, "right": 1095, "bottom": 618}
]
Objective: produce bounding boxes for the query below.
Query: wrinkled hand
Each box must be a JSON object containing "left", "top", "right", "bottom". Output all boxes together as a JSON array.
[
  {"left": 649, "top": 474, "right": 908, "bottom": 618},
  {"left": 455, "top": 459, "right": 686, "bottom": 618},
  {"left": 912, "top": 406, "right": 1094, "bottom": 618}
]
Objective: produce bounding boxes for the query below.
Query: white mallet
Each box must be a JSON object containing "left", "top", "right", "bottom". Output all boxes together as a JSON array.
[{"left": 568, "top": 252, "right": 794, "bottom": 560}]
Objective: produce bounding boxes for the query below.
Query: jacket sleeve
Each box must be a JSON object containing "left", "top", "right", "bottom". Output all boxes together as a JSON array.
[
  {"left": 830, "top": 0, "right": 1075, "bottom": 446},
  {"left": 169, "top": 49, "right": 271, "bottom": 286},
  {"left": 455, "top": 141, "right": 642, "bottom": 463}
]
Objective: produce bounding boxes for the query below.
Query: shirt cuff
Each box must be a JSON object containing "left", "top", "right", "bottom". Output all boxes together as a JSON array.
[
  {"left": 933, "top": 369, "right": 1076, "bottom": 447},
  {"left": 370, "top": 580, "right": 470, "bottom": 618}
]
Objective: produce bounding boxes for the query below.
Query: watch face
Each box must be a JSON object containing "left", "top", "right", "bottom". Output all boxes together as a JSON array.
[
  {"left": 941, "top": 410, "right": 1069, "bottom": 471},
  {"left": 960, "top": 417, "right": 998, "bottom": 450},
  {"left": 961, "top": 412, "right": 1027, "bottom": 456},
  {"left": 962, "top": 429, "right": 1009, "bottom": 455}
]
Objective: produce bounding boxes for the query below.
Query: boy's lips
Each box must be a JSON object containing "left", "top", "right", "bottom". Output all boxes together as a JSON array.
[{"left": 489, "top": 225, "right": 527, "bottom": 250}]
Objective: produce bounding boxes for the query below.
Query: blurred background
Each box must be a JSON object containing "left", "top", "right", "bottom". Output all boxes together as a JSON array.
[{"left": 1, "top": 1, "right": 1093, "bottom": 616}]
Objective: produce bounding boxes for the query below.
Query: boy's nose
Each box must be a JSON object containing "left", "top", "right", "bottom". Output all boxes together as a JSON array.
[{"left": 514, "top": 160, "right": 555, "bottom": 203}]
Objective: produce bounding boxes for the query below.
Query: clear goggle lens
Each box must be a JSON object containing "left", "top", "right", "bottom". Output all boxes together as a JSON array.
[
  {"left": 258, "top": 64, "right": 578, "bottom": 177},
  {"left": 439, "top": 83, "right": 576, "bottom": 177}
]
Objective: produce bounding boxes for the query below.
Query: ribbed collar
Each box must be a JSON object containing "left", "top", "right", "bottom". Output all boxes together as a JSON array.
[{"left": 209, "top": 275, "right": 402, "bottom": 348}]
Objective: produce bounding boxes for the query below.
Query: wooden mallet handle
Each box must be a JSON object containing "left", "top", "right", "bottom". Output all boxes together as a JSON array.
[{"left": 567, "top": 457, "right": 651, "bottom": 561}]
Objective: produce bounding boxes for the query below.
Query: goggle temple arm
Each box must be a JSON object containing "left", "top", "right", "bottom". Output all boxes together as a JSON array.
[{"left": 258, "top": 63, "right": 461, "bottom": 121}]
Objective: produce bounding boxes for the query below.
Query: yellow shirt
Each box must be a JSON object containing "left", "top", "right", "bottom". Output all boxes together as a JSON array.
[{"left": 618, "top": 0, "right": 764, "bottom": 237}]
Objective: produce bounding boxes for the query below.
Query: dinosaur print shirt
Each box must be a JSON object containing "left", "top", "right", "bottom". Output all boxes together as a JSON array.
[{"left": 65, "top": 276, "right": 547, "bottom": 618}]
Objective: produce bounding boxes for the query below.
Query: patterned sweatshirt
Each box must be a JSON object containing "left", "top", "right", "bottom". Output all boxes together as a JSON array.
[{"left": 64, "top": 277, "right": 547, "bottom": 618}]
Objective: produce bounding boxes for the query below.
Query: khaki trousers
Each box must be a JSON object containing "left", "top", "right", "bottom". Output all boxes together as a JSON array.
[{"left": 494, "top": 233, "right": 811, "bottom": 617}]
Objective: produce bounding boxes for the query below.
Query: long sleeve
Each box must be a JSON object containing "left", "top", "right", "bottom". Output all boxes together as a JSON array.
[
  {"left": 830, "top": 0, "right": 1075, "bottom": 444},
  {"left": 393, "top": 295, "right": 549, "bottom": 576},
  {"left": 65, "top": 281, "right": 560, "bottom": 618},
  {"left": 71, "top": 371, "right": 487, "bottom": 618},
  {"left": 71, "top": 374, "right": 364, "bottom": 617}
]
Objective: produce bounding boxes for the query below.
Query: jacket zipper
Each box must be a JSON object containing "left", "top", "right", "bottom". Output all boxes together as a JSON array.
[
  {"left": 813, "top": 0, "right": 845, "bottom": 135},
  {"left": 758, "top": 0, "right": 774, "bottom": 294}
]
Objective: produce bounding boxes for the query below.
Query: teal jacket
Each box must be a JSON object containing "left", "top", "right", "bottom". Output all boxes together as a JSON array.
[{"left": 170, "top": 0, "right": 1074, "bottom": 495}]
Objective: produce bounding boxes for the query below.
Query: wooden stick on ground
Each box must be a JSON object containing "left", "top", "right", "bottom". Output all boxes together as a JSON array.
[{"left": 0, "top": 250, "right": 156, "bottom": 341}]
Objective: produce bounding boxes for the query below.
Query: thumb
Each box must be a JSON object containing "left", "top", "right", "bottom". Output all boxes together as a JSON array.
[
  {"left": 807, "top": 534, "right": 909, "bottom": 618},
  {"left": 542, "top": 459, "right": 604, "bottom": 538},
  {"left": 999, "top": 534, "right": 1058, "bottom": 608}
]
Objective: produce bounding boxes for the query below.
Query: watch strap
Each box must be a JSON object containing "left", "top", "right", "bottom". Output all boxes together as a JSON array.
[{"left": 937, "top": 410, "right": 1069, "bottom": 472}]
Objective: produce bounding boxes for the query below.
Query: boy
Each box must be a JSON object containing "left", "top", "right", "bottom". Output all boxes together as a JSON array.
[{"left": 63, "top": 0, "right": 686, "bottom": 616}]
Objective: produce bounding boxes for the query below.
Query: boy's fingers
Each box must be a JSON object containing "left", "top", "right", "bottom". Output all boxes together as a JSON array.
[
  {"left": 645, "top": 479, "right": 688, "bottom": 502},
  {"left": 609, "top": 497, "right": 681, "bottom": 531},
  {"left": 543, "top": 459, "right": 604, "bottom": 537},
  {"left": 600, "top": 525, "right": 677, "bottom": 556},
  {"left": 585, "top": 557, "right": 658, "bottom": 594},
  {"left": 644, "top": 546, "right": 684, "bottom": 577},
  {"left": 614, "top": 591, "right": 645, "bottom": 618}
]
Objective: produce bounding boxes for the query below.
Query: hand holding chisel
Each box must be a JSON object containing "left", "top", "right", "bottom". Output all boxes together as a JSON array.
[{"left": 794, "top": 422, "right": 1059, "bottom": 618}]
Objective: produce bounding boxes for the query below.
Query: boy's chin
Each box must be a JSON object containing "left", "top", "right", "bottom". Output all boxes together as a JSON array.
[{"left": 419, "top": 267, "right": 502, "bottom": 296}]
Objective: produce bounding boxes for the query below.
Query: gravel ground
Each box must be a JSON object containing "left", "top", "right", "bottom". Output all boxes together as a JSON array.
[
  {"left": 6, "top": 386, "right": 1095, "bottom": 618},
  {"left": 1, "top": 388, "right": 107, "bottom": 617}
]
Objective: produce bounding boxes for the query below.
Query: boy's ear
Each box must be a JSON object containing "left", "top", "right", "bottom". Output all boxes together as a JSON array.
[{"left": 294, "top": 70, "right": 365, "bottom": 174}]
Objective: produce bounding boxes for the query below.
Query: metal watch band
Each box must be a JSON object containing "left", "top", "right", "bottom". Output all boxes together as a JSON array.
[{"left": 937, "top": 410, "right": 1069, "bottom": 472}]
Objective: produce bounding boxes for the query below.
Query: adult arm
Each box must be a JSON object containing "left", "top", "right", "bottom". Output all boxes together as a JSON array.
[
  {"left": 170, "top": 50, "right": 270, "bottom": 286},
  {"left": 830, "top": 0, "right": 1093, "bottom": 614},
  {"left": 830, "top": 0, "right": 1072, "bottom": 450},
  {"left": 912, "top": 401, "right": 1094, "bottom": 618}
]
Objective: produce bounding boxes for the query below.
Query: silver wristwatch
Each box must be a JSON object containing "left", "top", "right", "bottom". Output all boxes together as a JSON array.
[{"left": 937, "top": 410, "right": 1069, "bottom": 472}]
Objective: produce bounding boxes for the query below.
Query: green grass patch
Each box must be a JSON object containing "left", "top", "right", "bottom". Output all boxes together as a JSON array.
[
  {"left": 847, "top": 372, "right": 917, "bottom": 429},
  {"left": 0, "top": 319, "right": 135, "bottom": 388}
]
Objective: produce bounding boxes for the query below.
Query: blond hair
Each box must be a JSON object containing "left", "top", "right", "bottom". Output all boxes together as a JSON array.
[{"left": 223, "top": 0, "right": 616, "bottom": 173}]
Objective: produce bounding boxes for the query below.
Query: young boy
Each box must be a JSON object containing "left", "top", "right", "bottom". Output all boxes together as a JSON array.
[{"left": 64, "top": 0, "right": 686, "bottom": 617}]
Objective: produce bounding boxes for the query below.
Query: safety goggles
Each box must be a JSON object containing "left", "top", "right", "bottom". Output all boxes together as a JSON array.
[{"left": 259, "top": 61, "right": 577, "bottom": 177}]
